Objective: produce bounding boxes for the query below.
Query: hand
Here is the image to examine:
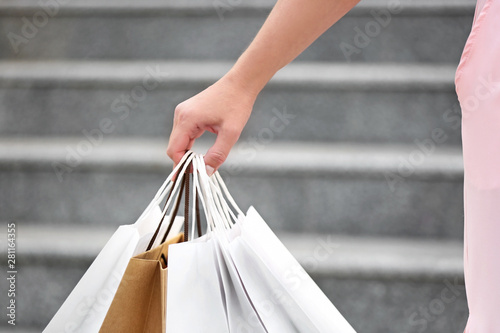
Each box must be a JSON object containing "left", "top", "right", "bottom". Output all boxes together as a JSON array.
[{"left": 166, "top": 74, "right": 257, "bottom": 175}]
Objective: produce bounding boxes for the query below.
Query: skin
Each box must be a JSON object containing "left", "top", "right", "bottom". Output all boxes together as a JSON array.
[{"left": 166, "top": 0, "right": 361, "bottom": 174}]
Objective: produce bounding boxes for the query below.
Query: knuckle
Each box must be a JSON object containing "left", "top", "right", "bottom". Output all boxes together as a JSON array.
[
  {"left": 166, "top": 146, "right": 174, "bottom": 158},
  {"left": 224, "top": 125, "right": 242, "bottom": 141},
  {"left": 173, "top": 104, "right": 183, "bottom": 116},
  {"left": 210, "top": 150, "right": 227, "bottom": 165},
  {"left": 174, "top": 103, "right": 191, "bottom": 122}
]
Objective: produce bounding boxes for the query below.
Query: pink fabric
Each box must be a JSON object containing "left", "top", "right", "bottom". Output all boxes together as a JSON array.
[
  {"left": 455, "top": 0, "right": 500, "bottom": 331},
  {"left": 475, "top": 0, "right": 489, "bottom": 14}
]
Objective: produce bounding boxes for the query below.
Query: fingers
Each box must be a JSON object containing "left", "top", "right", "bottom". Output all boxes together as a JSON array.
[
  {"left": 204, "top": 127, "right": 240, "bottom": 176},
  {"left": 166, "top": 126, "right": 195, "bottom": 168},
  {"left": 167, "top": 102, "right": 205, "bottom": 165},
  {"left": 169, "top": 124, "right": 240, "bottom": 176},
  {"left": 167, "top": 86, "right": 248, "bottom": 176}
]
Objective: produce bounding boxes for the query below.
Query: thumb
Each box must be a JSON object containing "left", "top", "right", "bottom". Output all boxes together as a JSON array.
[{"left": 204, "top": 128, "right": 239, "bottom": 176}]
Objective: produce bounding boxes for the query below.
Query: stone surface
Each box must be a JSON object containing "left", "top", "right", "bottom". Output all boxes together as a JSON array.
[
  {"left": 0, "top": 0, "right": 472, "bottom": 329},
  {"left": 318, "top": 277, "right": 468, "bottom": 333},
  {"left": 0, "top": 61, "right": 463, "bottom": 146},
  {"left": 0, "top": 0, "right": 473, "bottom": 62},
  {"left": 0, "top": 226, "right": 465, "bottom": 332},
  {"left": 0, "top": 139, "right": 464, "bottom": 239}
]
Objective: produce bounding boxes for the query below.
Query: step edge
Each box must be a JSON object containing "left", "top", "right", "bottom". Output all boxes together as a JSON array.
[
  {"left": 0, "top": 225, "right": 464, "bottom": 282},
  {"left": 0, "top": 138, "right": 464, "bottom": 181},
  {"left": 0, "top": 61, "right": 457, "bottom": 91},
  {"left": 0, "top": 0, "right": 476, "bottom": 16}
]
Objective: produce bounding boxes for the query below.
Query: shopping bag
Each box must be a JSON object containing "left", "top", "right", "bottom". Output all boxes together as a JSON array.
[
  {"left": 166, "top": 237, "right": 232, "bottom": 333},
  {"left": 231, "top": 207, "right": 357, "bottom": 332},
  {"left": 43, "top": 206, "right": 162, "bottom": 333},
  {"left": 99, "top": 233, "right": 184, "bottom": 333},
  {"left": 100, "top": 154, "right": 196, "bottom": 333},
  {"left": 166, "top": 154, "right": 266, "bottom": 333},
  {"left": 201, "top": 157, "right": 357, "bottom": 332},
  {"left": 43, "top": 153, "right": 194, "bottom": 333},
  {"left": 227, "top": 223, "right": 311, "bottom": 332}
]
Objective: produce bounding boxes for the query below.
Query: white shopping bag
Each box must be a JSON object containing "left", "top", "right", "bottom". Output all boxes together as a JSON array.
[
  {"left": 206, "top": 166, "right": 357, "bottom": 333},
  {"left": 166, "top": 155, "right": 266, "bottom": 333},
  {"left": 166, "top": 236, "right": 229, "bottom": 333},
  {"left": 227, "top": 223, "right": 313, "bottom": 332},
  {"left": 231, "top": 207, "right": 357, "bottom": 333},
  {"left": 211, "top": 233, "right": 267, "bottom": 333},
  {"left": 44, "top": 153, "right": 193, "bottom": 333},
  {"left": 44, "top": 206, "right": 161, "bottom": 333}
]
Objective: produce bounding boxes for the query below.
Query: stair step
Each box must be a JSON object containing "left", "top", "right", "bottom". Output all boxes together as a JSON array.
[
  {"left": 0, "top": 328, "right": 39, "bottom": 333},
  {"left": 0, "top": 225, "right": 466, "bottom": 332},
  {"left": 0, "top": 0, "right": 474, "bottom": 62},
  {"left": 1, "top": 225, "right": 464, "bottom": 281},
  {"left": 0, "top": 60, "right": 455, "bottom": 89},
  {"left": 0, "top": 138, "right": 464, "bottom": 239},
  {"left": 0, "top": 137, "right": 463, "bottom": 179},
  {"left": 0, "top": 60, "right": 463, "bottom": 145},
  {"left": 0, "top": 0, "right": 476, "bottom": 15}
]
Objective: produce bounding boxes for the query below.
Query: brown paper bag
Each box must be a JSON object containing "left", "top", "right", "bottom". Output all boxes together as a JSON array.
[{"left": 99, "top": 233, "right": 184, "bottom": 333}]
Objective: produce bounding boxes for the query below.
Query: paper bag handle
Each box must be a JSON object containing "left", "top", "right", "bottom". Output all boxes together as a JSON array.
[
  {"left": 146, "top": 153, "right": 202, "bottom": 251},
  {"left": 146, "top": 154, "right": 190, "bottom": 251}
]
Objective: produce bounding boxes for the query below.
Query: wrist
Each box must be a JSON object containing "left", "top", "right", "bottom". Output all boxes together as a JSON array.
[{"left": 222, "top": 64, "right": 273, "bottom": 100}]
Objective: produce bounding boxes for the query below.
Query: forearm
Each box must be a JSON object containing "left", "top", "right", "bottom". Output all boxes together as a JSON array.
[
  {"left": 167, "top": 0, "right": 361, "bottom": 169},
  {"left": 225, "top": 0, "right": 361, "bottom": 96}
]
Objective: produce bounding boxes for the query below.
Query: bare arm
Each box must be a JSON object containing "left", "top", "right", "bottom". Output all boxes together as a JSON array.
[{"left": 167, "top": 0, "right": 361, "bottom": 174}]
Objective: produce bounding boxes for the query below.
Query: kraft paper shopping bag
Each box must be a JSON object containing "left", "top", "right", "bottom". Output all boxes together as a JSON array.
[{"left": 100, "top": 233, "right": 184, "bottom": 333}]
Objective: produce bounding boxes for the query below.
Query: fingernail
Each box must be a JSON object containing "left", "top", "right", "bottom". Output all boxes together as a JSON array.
[{"left": 206, "top": 165, "right": 215, "bottom": 176}]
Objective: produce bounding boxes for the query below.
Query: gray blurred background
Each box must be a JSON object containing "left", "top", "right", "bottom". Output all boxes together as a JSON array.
[{"left": 0, "top": 0, "right": 473, "bottom": 331}]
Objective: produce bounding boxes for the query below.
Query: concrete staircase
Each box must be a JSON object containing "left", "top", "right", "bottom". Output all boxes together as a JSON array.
[{"left": 0, "top": 0, "right": 473, "bottom": 332}]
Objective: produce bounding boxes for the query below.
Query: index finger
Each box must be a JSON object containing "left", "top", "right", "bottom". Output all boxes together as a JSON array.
[{"left": 166, "top": 126, "right": 195, "bottom": 167}]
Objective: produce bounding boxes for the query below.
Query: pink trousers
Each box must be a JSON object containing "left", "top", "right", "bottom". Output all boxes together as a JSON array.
[{"left": 455, "top": 0, "right": 500, "bottom": 331}]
